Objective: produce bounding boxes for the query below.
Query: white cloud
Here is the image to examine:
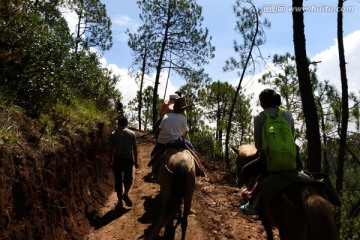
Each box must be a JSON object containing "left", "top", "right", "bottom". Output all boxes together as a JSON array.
[
  {"left": 61, "top": 7, "right": 78, "bottom": 34},
  {"left": 102, "top": 61, "right": 177, "bottom": 106},
  {"left": 312, "top": 29, "right": 360, "bottom": 94},
  {"left": 238, "top": 29, "right": 360, "bottom": 116},
  {"left": 102, "top": 28, "right": 360, "bottom": 119},
  {"left": 112, "top": 15, "right": 134, "bottom": 27},
  {"left": 111, "top": 15, "right": 139, "bottom": 42}
]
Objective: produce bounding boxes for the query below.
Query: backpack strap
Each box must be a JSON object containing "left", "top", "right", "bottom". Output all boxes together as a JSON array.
[
  {"left": 263, "top": 108, "right": 284, "bottom": 119},
  {"left": 277, "top": 108, "right": 284, "bottom": 117}
]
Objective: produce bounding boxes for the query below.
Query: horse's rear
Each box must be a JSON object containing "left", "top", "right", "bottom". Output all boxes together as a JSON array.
[
  {"left": 231, "top": 145, "right": 258, "bottom": 187},
  {"left": 232, "top": 144, "right": 338, "bottom": 240},
  {"left": 258, "top": 182, "right": 337, "bottom": 240},
  {"left": 146, "top": 148, "right": 196, "bottom": 240}
]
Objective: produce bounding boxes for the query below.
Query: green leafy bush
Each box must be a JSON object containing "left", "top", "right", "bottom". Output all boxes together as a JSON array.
[
  {"left": 191, "top": 130, "right": 222, "bottom": 159},
  {"left": 40, "top": 99, "right": 111, "bottom": 137}
]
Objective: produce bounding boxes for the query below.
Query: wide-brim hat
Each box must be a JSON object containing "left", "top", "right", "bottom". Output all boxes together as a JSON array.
[
  {"left": 164, "top": 94, "right": 179, "bottom": 104},
  {"left": 168, "top": 97, "right": 192, "bottom": 111}
]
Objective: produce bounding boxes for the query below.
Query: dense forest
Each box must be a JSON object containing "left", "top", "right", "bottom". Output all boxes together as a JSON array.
[{"left": 1, "top": 0, "right": 359, "bottom": 239}]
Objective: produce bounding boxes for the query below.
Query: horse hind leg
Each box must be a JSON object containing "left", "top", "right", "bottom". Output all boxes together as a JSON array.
[
  {"left": 181, "top": 201, "right": 190, "bottom": 240},
  {"left": 164, "top": 218, "right": 176, "bottom": 240},
  {"left": 145, "top": 207, "right": 173, "bottom": 240},
  {"left": 259, "top": 215, "right": 274, "bottom": 240},
  {"left": 180, "top": 187, "right": 194, "bottom": 240}
]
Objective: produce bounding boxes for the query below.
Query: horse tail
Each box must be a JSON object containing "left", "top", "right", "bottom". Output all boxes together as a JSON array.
[
  {"left": 145, "top": 160, "right": 189, "bottom": 240},
  {"left": 170, "top": 160, "right": 188, "bottom": 209},
  {"left": 303, "top": 188, "right": 337, "bottom": 240},
  {"left": 173, "top": 157, "right": 197, "bottom": 240}
]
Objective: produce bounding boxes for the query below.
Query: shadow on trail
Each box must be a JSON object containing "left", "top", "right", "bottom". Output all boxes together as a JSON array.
[
  {"left": 138, "top": 194, "right": 165, "bottom": 239},
  {"left": 138, "top": 194, "right": 161, "bottom": 224},
  {"left": 138, "top": 193, "right": 182, "bottom": 240},
  {"left": 86, "top": 208, "right": 130, "bottom": 230}
]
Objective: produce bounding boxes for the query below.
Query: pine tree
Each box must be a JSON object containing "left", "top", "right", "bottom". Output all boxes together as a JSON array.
[{"left": 133, "top": 0, "right": 215, "bottom": 128}]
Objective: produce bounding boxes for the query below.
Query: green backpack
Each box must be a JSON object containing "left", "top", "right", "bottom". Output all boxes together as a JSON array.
[{"left": 262, "top": 108, "right": 297, "bottom": 172}]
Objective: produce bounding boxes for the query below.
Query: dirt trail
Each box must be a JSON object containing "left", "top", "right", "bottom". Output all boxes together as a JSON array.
[{"left": 84, "top": 132, "right": 279, "bottom": 240}]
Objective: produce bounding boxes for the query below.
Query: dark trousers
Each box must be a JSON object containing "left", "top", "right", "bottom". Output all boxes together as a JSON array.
[
  {"left": 112, "top": 157, "right": 134, "bottom": 193},
  {"left": 242, "top": 156, "right": 266, "bottom": 185}
]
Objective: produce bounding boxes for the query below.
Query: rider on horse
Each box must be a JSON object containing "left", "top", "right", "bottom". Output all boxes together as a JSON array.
[
  {"left": 149, "top": 97, "right": 205, "bottom": 179},
  {"left": 240, "top": 89, "right": 300, "bottom": 214}
]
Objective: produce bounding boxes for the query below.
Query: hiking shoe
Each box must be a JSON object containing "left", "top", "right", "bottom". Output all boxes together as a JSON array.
[
  {"left": 115, "top": 202, "right": 124, "bottom": 211},
  {"left": 122, "top": 194, "right": 133, "bottom": 207},
  {"left": 150, "top": 174, "right": 158, "bottom": 183},
  {"left": 240, "top": 202, "right": 257, "bottom": 215}
]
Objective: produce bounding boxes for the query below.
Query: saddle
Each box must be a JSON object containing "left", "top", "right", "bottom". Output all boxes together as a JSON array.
[
  {"left": 243, "top": 171, "right": 340, "bottom": 208},
  {"left": 148, "top": 139, "right": 205, "bottom": 177}
]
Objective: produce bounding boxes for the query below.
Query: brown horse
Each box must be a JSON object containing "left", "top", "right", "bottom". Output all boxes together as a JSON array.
[
  {"left": 231, "top": 145, "right": 338, "bottom": 240},
  {"left": 145, "top": 148, "right": 196, "bottom": 240},
  {"left": 231, "top": 144, "right": 258, "bottom": 187}
]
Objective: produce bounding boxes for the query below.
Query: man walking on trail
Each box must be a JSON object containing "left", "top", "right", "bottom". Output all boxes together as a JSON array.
[{"left": 108, "top": 116, "right": 139, "bottom": 210}]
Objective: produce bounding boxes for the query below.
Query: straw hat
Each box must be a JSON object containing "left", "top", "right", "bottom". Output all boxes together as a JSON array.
[
  {"left": 168, "top": 97, "right": 192, "bottom": 111},
  {"left": 164, "top": 94, "right": 179, "bottom": 104}
]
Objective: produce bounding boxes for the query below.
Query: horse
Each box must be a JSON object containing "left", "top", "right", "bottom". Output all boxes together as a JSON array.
[
  {"left": 145, "top": 148, "right": 196, "bottom": 240},
  {"left": 231, "top": 144, "right": 338, "bottom": 240},
  {"left": 231, "top": 144, "right": 258, "bottom": 187}
]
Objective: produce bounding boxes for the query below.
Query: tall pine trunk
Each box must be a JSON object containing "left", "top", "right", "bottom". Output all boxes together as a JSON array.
[
  {"left": 292, "top": 0, "right": 322, "bottom": 172},
  {"left": 138, "top": 46, "right": 148, "bottom": 130},
  {"left": 335, "top": 0, "right": 349, "bottom": 195}
]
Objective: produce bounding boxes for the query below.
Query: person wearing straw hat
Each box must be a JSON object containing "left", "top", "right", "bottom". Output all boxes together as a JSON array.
[
  {"left": 149, "top": 97, "right": 205, "bottom": 178},
  {"left": 157, "top": 97, "right": 192, "bottom": 146},
  {"left": 154, "top": 93, "right": 180, "bottom": 139},
  {"left": 159, "top": 94, "right": 179, "bottom": 117}
]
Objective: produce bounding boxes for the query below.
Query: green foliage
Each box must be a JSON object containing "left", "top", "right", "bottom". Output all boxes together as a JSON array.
[
  {"left": 191, "top": 130, "right": 220, "bottom": 159},
  {"left": 70, "top": 0, "right": 113, "bottom": 53},
  {"left": 340, "top": 217, "right": 360, "bottom": 240},
  {"left": 0, "top": 0, "right": 119, "bottom": 117},
  {"left": 40, "top": 99, "right": 111, "bottom": 136},
  {"left": 135, "top": 0, "right": 215, "bottom": 72},
  {"left": 199, "top": 81, "right": 234, "bottom": 130},
  {"left": 127, "top": 25, "right": 154, "bottom": 78},
  {"left": 63, "top": 51, "right": 121, "bottom": 110},
  {"left": 224, "top": 0, "right": 269, "bottom": 75},
  {"left": 258, "top": 53, "right": 302, "bottom": 114},
  {"left": 221, "top": 0, "right": 270, "bottom": 166},
  {"left": 0, "top": 120, "right": 19, "bottom": 145},
  {"left": 351, "top": 103, "right": 360, "bottom": 132},
  {"left": 230, "top": 91, "right": 253, "bottom": 143},
  {"left": 339, "top": 195, "right": 360, "bottom": 240},
  {"left": 198, "top": 81, "right": 253, "bottom": 155},
  {"left": 0, "top": 0, "right": 73, "bottom": 115},
  {"left": 128, "top": 86, "right": 154, "bottom": 131},
  {"left": 177, "top": 83, "right": 208, "bottom": 134},
  {"left": 0, "top": 104, "right": 28, "bottom": 145},
  {"left": 133, "top": 0, "right": 215, "bottom": 126}
]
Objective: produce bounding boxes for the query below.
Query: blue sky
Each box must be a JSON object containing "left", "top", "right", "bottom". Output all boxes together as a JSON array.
[{"left": 94, "top": 0, "right": 360, "bottom": 108}]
